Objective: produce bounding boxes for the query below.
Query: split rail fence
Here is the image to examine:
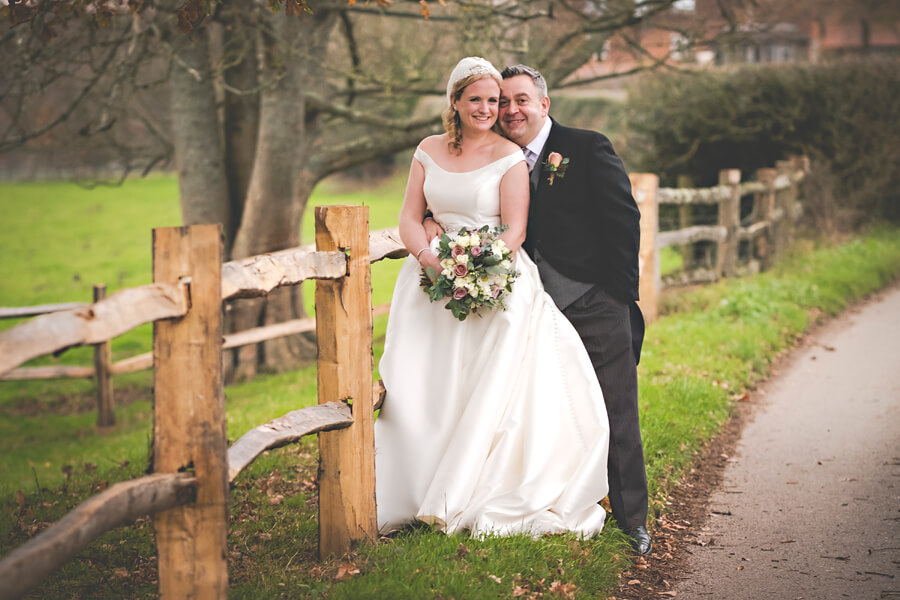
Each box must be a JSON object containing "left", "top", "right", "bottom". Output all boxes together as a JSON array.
[{"left": 0, "top": 160, "right": 805, "bottom": 598}]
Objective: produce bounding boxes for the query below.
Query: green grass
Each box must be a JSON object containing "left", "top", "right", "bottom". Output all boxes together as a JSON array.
[
  {"left": 0, "top": 173, "right": 406, "bottom": 498},
  {"left": 1, "top": 174, "right": 899, "bottom": 598}
]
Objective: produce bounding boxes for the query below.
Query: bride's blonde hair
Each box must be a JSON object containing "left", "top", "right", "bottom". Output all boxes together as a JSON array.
[{"left": 443, "top": 73, "right": 500, "bottom": 156}]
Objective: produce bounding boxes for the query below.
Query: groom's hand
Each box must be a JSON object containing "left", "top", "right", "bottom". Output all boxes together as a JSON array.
[{"left": 423, "top": 217, "right": 445, "bottom": 242}]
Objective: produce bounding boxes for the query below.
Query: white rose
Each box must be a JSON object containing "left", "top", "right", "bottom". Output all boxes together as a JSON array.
[
  {"left": 455, "top": 234, "right": 470, "bottom": 247},
  {"left": 500, "top": 259, "right": 512, "bottom": 269},
  {"left": 469, "top": 234, "right": 481, "bottom": 247},
  {"left": 441, "top": 258, "right": 457, "bottom": 271}
]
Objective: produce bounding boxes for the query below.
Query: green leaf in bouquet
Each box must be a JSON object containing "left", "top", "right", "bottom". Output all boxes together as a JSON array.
[
  {"left": 439, "top": 233, "right": 451, "bottom": 252},
  {"left": 425, "top": 266, "right": 437, "bottom": 281},
  {"left": 481, "top": 254, "right": 501, "bottom": 266},
  {"left": 485, "top": 265, "right": 511, "bottom": 275}
]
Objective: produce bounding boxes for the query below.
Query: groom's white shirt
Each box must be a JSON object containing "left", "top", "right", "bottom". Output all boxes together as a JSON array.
[{"left": 523, "top": 117, "right": 552, "bottom": 172}]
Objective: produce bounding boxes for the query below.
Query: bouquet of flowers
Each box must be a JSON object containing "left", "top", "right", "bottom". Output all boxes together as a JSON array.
[{"left": 420, "top": 225, "right": 518, "bottom": 321}]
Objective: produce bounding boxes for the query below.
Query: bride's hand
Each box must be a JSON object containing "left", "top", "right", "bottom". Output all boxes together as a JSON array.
[{"left": 418, "top": 251, "right": 442, "bottom": 281}]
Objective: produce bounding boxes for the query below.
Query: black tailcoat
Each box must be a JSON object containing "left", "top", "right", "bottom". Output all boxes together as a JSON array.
[{"left": 523, "top": 119, "right": 641, "bottom": 305}]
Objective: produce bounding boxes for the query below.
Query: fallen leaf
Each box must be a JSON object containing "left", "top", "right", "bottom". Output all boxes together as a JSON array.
[
  {"left": 15, "top": 490, "right": 25, "bottom": 509},
  {"left": 628, "top": 579, "right": 641, "bottom": 585},
  {"left": 549, "top": 580, "right": 577, "bottom": 597},
  {"left": 487, "top": 574, "right": 502, "bottom": 583},
  {"left": 737, "top": 565, "right": 744, "bottom": 570},
  {"left": 512, "top": 586, "right": 528, "bottom": 597},
  {"left": 335, "top": 562, "right": 360, "bottom": 581},
  {"left": 114, "top": 567, "right": 129, "bottom": 578},
  {"left": 659, "top": 592, "right": 677, "bottom": 597},
  {"left": 457, "top": 542, "right": 470, "bottom": 557},
  {"left": 267, "top": 495, "right": 284, "bottom": 506}
]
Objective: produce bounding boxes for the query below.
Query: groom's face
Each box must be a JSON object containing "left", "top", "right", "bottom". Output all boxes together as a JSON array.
[{"left": 498, "top": 75, "right": 550, "bottom": 147}]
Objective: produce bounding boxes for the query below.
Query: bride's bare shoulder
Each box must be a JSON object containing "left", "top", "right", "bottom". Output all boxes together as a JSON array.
[
  {"left": 491, "top": 135, "right": 522, "bottom": 159},
  {"left": 419, "top": 134, "right": 448, "bottom": 154}
]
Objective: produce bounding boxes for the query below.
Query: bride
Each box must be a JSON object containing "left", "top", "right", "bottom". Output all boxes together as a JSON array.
[{"left": 374, "top": 57, "right": 610, "bottom": 537}]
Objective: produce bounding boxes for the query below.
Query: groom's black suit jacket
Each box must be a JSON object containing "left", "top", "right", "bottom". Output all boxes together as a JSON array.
[{"left": 523, "top": 119, "right": 641, "bottom": 306}]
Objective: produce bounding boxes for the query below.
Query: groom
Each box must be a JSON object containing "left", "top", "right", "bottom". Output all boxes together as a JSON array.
[{"left": 498, "top": 64, "right": 651, "bottom": 555}]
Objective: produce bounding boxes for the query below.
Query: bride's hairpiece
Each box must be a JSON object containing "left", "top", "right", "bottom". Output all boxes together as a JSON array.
[{"left": 446, "top": 57, "right": 502, "bottom": 105}]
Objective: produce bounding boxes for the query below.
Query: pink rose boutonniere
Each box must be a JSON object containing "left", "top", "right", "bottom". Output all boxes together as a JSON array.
[{"left": 542, "top": 151, "right": 570, "bottom": 186}]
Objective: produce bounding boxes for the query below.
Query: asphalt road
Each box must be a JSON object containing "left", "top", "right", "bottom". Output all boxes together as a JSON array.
[{"left": 674, "top": 285, "right": 900, "bottom": 600}]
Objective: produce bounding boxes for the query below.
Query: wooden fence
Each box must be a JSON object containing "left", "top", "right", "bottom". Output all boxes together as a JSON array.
[
  {"left": 0, "top": 160, "right": 805, "bottom": 598},
  {"left": 632, "top": 158, "right": 805, "bottom": 321}
]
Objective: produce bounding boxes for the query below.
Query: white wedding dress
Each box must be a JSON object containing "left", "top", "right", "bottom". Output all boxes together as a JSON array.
[{"left": 374, "top": 146, "right": 610, "bottom": 537}]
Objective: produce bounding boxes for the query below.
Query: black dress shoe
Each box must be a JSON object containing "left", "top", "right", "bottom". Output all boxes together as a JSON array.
[{"left": 623, "top": 525, "right": 652, "bottom": 556}]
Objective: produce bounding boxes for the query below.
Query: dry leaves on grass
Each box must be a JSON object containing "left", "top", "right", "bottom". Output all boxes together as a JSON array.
[
  {"left": 335, "top": 562, "right": 360, "bottom": 581},
  {"left": 548, "top": 580, "right": 578, "bottom": 598}
]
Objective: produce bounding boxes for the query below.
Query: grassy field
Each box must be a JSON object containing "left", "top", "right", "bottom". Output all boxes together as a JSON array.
[{"left": 1, "top": 174, "right": 898, "bottom": 599}]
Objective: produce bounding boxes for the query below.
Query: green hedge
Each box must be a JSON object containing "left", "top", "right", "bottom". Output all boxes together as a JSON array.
[{"left": 625, "top": 59, "right": 900, "bottom": 228}]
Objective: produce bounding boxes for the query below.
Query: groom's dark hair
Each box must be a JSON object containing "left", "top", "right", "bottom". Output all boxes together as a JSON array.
[{"left": 500, "top": 64, "right": 548, "bottom": 98}]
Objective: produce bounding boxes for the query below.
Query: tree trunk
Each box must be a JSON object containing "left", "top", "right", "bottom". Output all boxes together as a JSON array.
[
  {"left": 219, "top": 1, "right": 262, "bottom": 382},
  {"left": 221, "top": 0, "right": 260, "bottom": 255},
  {"left": 229, "top": 6, "right": 339, "bottom": 377},
  {"left": 170, "top": 22, "right": 230, "bottom": 233}
]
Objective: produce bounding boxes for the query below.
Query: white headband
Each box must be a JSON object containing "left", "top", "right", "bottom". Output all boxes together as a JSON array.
[{"left": 446, "top": 57, "right": 502, "bottom": 105}]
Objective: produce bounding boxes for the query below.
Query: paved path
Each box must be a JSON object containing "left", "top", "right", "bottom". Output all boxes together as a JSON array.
[{"left": 675, "top": 285, "right": 900, "bottom": 600}]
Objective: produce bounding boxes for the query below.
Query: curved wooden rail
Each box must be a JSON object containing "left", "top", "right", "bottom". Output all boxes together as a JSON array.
[
  {"left": 221, "top": 249, "right": 347, "bottom": 300},
  {"left": 0, "top": 473, "right": 197, "bottom": 600},
  {"left": 227, "top": 402, "right": 353, "bottom": 482},
  {"left": 369, "top": 228, "right": 408, "bottom": 262},
  {"left": 227, "top": 380, "right": 387, "bottom": 482},
  {"left": 0, "top": 281, "right": 189, "bottom": 377},
  {"left": 658, "top": 225, "right": 728, "bottom": 248},
  {"left": 0, "top": 365, "right": 96, "bottom": 381},
  {"left": 0, "top": 303, "right": 87, "bottom": 320}
]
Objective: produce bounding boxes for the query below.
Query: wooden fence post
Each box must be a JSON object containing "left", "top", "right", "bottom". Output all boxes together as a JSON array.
[
  {"left": 755, "top": 168, "right": 777, "bottom": 270},
  {"left": 676, "top": 174, "right": 694, "bottom": 270},
  {"left": 314, "top": 205, "right": 377, "bottom": 558},
  {"left": 774, "top": 160, "right": 796, "bottom": 258},
  {"left": 717, "top": 169, "right": 741, "bottom": 278},
  {"left": 93, "top": 284, "right": 115, "bottom": 427},
  {"left": 631, "top": 173, "right": 659, "bottom": 324},
  {"left": 152, "top": 225, "right": 228, "bottom": 599}
]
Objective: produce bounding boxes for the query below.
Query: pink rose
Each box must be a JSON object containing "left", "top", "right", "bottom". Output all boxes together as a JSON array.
[
  {"left": 451, "top": 245, "right": 466, "bottom": 258},
  {"left": 470, "top": 245, "right": 482, "bottom": 257},
  {"left": 453, "top": 286, "right": 468, "bottom": 300},
  {"left": 454, "top": 263, "right": 469, "bottom": 277},
  {"left": 492, "top": 288, "right": 502, "bottom": 298},
  {"left": 548, "top": 152, "right": 563, "bottom": 168}
]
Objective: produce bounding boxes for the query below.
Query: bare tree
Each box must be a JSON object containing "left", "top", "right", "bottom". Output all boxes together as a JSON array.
[{"left": 3, "top": 0, "right": 734, "bottom": 376}]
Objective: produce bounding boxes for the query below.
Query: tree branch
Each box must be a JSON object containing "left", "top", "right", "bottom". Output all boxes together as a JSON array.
[
  {"left": 311, "top": 118, "right": 443, "bottom": 179},
  {"left": 305, "top": 92, "right": 441, "bottom": 131}
]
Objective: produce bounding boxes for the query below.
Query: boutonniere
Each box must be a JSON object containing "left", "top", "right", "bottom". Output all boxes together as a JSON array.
[{"left": 542, "top": 152, "right": 570, "bottom": 186}]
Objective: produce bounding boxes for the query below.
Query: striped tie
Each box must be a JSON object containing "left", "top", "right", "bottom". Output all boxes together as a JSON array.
[{"left": 523, "top": 147, "right": 537, "bottom": 172}]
